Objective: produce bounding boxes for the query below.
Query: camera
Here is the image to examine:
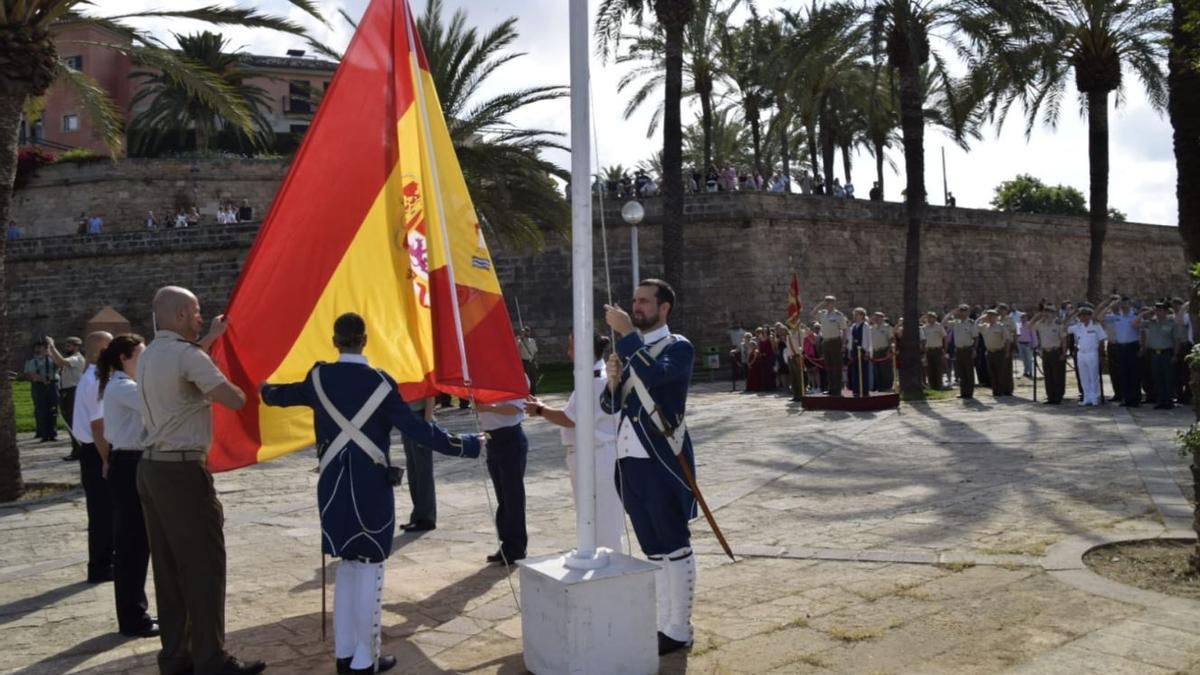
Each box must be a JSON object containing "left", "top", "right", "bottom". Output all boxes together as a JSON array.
[{"left": 386, "top": 465, "right": 404, "bottom": 487}]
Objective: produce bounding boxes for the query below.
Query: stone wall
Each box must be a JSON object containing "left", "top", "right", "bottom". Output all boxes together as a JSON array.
[
  {"left": 5, "top": 192, "right": 1189, "bottom": 369},
  {"left": 10, "top": 158, "right": 289, "bottom": 236}
]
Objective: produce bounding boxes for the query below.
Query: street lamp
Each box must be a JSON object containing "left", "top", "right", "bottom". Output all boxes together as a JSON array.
[{"left": 621, "top": 200, "right": 644, "bottom": 290}]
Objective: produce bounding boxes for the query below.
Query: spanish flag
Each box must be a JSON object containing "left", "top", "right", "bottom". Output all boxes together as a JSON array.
[
  {"left": 787, "top": 271, "right": 803, "bottom": 330},
  {"left": 207, "top": 0, "right": 528, "bottom": 472}
]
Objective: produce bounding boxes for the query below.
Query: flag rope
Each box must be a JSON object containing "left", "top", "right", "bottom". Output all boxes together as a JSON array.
[{"left": 401, "top": 0, "right": 521, "bottom": 609}]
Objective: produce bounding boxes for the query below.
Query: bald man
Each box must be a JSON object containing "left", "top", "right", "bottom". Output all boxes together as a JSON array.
[
  {"left": 136, "top": 286, "right": 262, "bottom": 675},
  {"left": 74, "top": 331, "right": 113, "bottom": 583}
]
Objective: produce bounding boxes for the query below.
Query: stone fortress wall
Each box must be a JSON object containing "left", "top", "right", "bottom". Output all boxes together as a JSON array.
[{"left": 5, "top": 160, "right": 1189, "bottom": 368}]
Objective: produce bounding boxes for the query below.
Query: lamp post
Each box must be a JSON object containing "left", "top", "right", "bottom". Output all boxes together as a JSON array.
[{"left": 621, "top": 200, "right": 644, "bottom": 290}]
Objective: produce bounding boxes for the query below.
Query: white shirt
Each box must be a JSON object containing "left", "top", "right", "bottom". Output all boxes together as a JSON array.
[
  {"left": 102, "top": 372, "right": 146, "bottom": 450},
  {"left": 59, "top": 353, "right": 86, "bottom": 389},
  {"left": 479, "top": 397, "right": 525, "bottom": 431},
  {"left": 561, "top": 360, "right": 618, "bottom": 447},
  {"left": 1069, "top": 321, "right": 1107, "bottom": 354},
  {"left": 615, "top": 324, "right": 671, "bottom": 460},
  {"left": 72, "top": 365, "right": 103, "bottom": 443}
]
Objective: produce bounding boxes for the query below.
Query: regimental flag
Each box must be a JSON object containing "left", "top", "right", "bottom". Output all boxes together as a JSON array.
[
  {"left": 207, "top": 0, "right": 528, "bottom": 472},
  {"left": 787, "top": 272, "right": 803, "bottom": 330}
]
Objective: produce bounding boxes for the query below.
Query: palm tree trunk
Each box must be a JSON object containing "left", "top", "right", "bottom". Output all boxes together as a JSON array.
[
  {"left": 820, "top": 103, "right": 836, "bottom": 190},
  {"left": 699, "top": 82, "right": 715, "bottom": 172},
  {"left": 874, "top": 139, "right": 885, "bottom": 196},
  {"left": 897, "top": 60, "right": 926, "bottom": 398},
  {"left": 661, "top": 19, "right": 686, "bottom": 290},
  {"left": 0, "top": 93, "right": 26, "bottom": 502},
  {"left": 807, "top": 120, "right": 819, "bottom": 180},
  {"left": 779, "top": 109, "right": 791, "bottom": 184},
  {"left": 748, "top": 100, "right": 763, "bottom": 177},
  {"left": 841, "top": 142, "right": 853, "bottom": 185},
  {"left": 1085, "top": 91, "right": 1109, "bottom": 303},
  {"left": 1169, "top": 0, "right": 1200, "bottom": 573}
]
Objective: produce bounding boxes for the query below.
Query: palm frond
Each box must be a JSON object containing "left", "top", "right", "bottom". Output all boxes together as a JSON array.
[
  {"left": 55, "top": 60, "right": 124, "bottom": 155},
  {"left": 103, "top": 6, "right": 308, "bottom": 37}
]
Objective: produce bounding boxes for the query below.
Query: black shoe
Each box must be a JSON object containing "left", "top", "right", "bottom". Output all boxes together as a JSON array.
[
  {"left": 486, "top": 551, "right": 525, "bottom": 565},
  {"left": 214, "top": 656, "right": 266, "bottom": 675},
  {"left": 348, "top": 655, "right": 396, "bottom": 674},
  {"left": 120, "top": 619, "right": 160, "bottom": 638},
  {"left": 62, "top": 453, "right": 78, "bottom": 461},
  {"left": 1155, "top": 404, "right": 1175, "bottom": 410},
  {"left": 401, "top": 520, "right": 436, "bottom": 533},
  {"left": 657, "top": 631, "right": 692, "bottom": 655}
]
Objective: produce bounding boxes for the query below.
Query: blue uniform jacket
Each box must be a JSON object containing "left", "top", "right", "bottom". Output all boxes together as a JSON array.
[
  {"left": 261, "top": 361, "right": 480, "bottom": 562},
  {"left": 601, "top": 331, "right": 697, "bottom": 518}
]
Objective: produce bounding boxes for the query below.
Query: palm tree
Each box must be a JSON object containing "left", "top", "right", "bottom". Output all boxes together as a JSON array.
[
  {"left": 683, "top": 106, "right": 753, "bottom": 169},
  {"left": 129, "top": 31, "right": 275, "bottom": 156},
  {"left": 615, "top": 0, "right": 737, "bottom": 174},
  {"left": 323, "top": 0, "right": 569, "bottom": 250},
  {"left": 1167, "top": 0, "right": 1200, "bottom": 572},
  {"left": 0, "top": 1, "right": 323, "bottom": 504},
  {"left": 597, "top": 0, "right": 696, "bottom": 290},
  {"left": 868, "top": 0, "right": 1031, "bottom": 397},
  {"left": 1013, "top": 0, "right": 1169, "bottom": 302},
  {"left": 717, "top": 5, "right": 774, "bottom": 176}
]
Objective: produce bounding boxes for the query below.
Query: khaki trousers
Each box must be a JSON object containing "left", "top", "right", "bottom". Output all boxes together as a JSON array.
[{"left": 137, "top": 459, "right": 229, "bottom": 675}]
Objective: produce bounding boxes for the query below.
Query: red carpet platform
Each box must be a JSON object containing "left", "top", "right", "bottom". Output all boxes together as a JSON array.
[{"left": 800, "top": 391, "right": 900, "bottom": 411}]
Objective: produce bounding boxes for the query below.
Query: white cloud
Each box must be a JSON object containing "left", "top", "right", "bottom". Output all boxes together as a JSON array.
[{"left": 89, "top": 0, "right": 1179, "bottom": 225}]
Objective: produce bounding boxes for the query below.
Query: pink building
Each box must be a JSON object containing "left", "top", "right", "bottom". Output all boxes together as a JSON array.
[{"left": 22, "top": 22, "right": 338, "bottom": 155}]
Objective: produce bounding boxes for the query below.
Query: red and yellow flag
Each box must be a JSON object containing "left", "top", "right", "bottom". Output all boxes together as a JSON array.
[
  {"left": 787, "top": 272, "right": 803, "bottom": 330},
  {"left": 207, "top": 0, "right": 528, "bottom": 472}
]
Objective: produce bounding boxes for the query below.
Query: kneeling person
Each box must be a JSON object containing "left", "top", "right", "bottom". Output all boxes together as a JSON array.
[{"left": 260, "top": 313, "right": 482, "bottom": 675}]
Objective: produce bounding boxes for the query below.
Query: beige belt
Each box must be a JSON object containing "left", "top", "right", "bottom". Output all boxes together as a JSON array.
[{"left": 143, "top": 449, "right": 206, "bottom": 463}]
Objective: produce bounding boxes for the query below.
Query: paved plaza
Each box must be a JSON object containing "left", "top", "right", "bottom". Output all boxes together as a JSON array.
[{"left": 3, "top": 377, "right": 1200, "bottom": 674}]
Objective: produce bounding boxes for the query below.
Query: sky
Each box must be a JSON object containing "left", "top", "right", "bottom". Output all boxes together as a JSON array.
[{"left": 93, "top": 0, "right": 1180, "bottom": 226}]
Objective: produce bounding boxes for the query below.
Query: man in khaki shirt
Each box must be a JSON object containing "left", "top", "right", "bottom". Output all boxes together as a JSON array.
[
  {"left": 813, "top": 296, "right": 848, "bottom": 396},
  {"left": 920, "top": 312, "right": 947, "bottom": 390},
  {"left": 135, "top": 286, "right": 262, "bottom": 675},
  {"left": 870, "top": 312, "right": 894, "bottom": 392},
  {"left": 943, "top": 305, "right": 978, "bottom": 399},
  {"left": 1031, "top": 306, "right": 1067, "bottom": 404},
  {"left": 977, "top": 309, "right": 1014, "bottom": 396}
]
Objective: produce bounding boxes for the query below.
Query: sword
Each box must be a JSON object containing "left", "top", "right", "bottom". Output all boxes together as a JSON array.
[{"left": 673, "top": 449, "right": 736, "bottom": 562}]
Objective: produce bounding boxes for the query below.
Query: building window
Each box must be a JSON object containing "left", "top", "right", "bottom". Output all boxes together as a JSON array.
[
  {"left": 64, "top": 55, "right": 83, "bottom": 70},
  {"left": 32, "top": 121, "right": 43, "bottom": 143},
  {"left": 288, "top": 80, "right": 312, "bottom": 114},
  {"left": 62, "top": 114, "right": 80, "bottom": 132}
]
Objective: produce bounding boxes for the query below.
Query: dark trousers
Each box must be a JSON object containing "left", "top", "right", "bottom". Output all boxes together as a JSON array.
[
  {"left": 402, "top": 435, "right": 437, "bottom": 525},
  {"left": 822, "top": 338, "right": 844, "bottom": 396},
  {"left": 986, "top": 350, "right": 1010, "bottom": 396},
  {"left": 138, "top": 459, "right": 229, "bottom": 675},
  {"left": 1177, "top": 342, "right": 1193, "bottom": 403},
  {"left": 1117, "top": 342, "right": 1142, "bottom": 405},
  {"left": 925, "top": 348, "right": 944, "bottom": 390},
  {"left": 31, "top": 382, "right": 59, "bottom": 439},
  {"left": 1151, "top": 350, "right": 1175, "bottom": 406},
  {"left": 522, "top": 360, "right": 539, "bottom": 395},
  {"left": 847, "top": 348, "right": 871, "bottom": 397},
  {"left": 79, "top": 443, "right": 113, "bottom": 578},
  {"left": 617, "top": 457, "right": 691, "bottom": 556},
  {"left": 109, "top": 451, "right": 151, "bottom": 631},
  {"left": 1142, "top": 351, "right": 1156, "bottom": 402},
  {"left": 1106, "top": 343, "right": 1122, "bottom": 400},
  {"left": 60, "top": 386, "right": 80, "bottom": 456},
  {"left": 485, "top": 425, "right": 528, "bottom": 558},
  {"left": 1043, "top": 349, "right": 1066, "bottom": 403},
  {"left": 873, "top": 350, "right": 894, "bottom": 391},
  {"left": 955, "top": 348, "right": 975, "bottom": 399},
  {"left": 975, "top": 341, "right": 991, "bottom": 387}
]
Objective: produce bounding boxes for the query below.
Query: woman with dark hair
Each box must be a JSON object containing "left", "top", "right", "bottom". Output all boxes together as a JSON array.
[
  {"left": 97, "top": 334, "right": 158, "bottom": 638},
  {"left": 525, "top": 332, "right": 624, "bottom": 551}
]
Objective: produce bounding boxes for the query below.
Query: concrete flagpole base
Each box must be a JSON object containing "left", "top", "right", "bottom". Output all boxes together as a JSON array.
[{"left": 519, "top": 551, "right": 659, "bottom": 674}]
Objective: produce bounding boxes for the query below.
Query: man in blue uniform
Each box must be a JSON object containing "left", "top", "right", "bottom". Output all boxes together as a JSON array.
[
  {"left": 260, "top": 313, "right": 482, "bottom": 675},
  {"left": 602, "top": 279, "right": 698, "bottom": 656}
]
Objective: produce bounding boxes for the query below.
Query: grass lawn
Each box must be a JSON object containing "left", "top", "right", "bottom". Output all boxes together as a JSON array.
[
  {"left": 11, "top": 380, "right": 67, "bottom": 434},
  {"left": 900, "top": 387, "right": 958, "bottom": 402}
]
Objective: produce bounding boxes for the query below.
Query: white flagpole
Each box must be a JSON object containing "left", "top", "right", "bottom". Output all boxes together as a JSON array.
[
  {"left": 402, "top": 0, "right": 472, "bottom": 386},
  {"left": 565, "top": 0, "right": 604, "bottom": 569}
]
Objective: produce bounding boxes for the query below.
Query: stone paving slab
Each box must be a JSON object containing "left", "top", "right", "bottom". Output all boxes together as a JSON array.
[{"left": 2, "top": 378, "right": 1200, "bottom": 674}]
